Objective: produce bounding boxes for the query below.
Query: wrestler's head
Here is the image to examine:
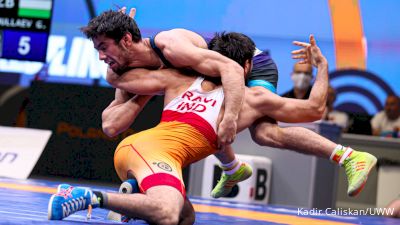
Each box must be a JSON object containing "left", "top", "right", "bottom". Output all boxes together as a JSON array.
[
  {"left": 208, "top": 32, "right": 255, "bottom": 77},
  {"left": 81, "top": 10, "right": 141, "bottom": 73}
]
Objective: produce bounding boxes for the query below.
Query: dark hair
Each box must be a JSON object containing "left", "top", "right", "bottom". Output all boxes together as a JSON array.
[
  {"left": 80, "top": 10, "right": 141, "bottom": 43},
  {"left": 208, "top": 32, "right": 255, "bottom": 67}
]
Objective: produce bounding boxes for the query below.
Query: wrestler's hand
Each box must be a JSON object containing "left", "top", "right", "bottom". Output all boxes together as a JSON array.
[
  {"left": 291, "top": 35, "right": 327, "bottom": 67},
  {"left": 118, "top": 6, "right": 136, "bottom": 19},
  {"left": 217, "top": 117, "right": 237, "bottom": 149}
]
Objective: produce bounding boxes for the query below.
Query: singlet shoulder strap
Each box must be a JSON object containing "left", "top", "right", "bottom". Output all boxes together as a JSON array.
[
  {"left": 186, "top": 77, "right": 205, "bottom": 91},
  {"left": 149, "top": 35, "right": 173, "bottom": 68}
]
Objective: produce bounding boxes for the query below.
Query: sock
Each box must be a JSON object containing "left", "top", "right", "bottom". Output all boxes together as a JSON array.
[
  {"left": 330, "top": 145, "right": 353, "bottom": 166},
  {"left": 221, "top": 158, "right": 241, "bottom": 175},
  {"left": 92, "top": 191, "right": 108, "bottom": 208},
  {"left": 221, "top": 157, "right": 238, "bottom": 168}
]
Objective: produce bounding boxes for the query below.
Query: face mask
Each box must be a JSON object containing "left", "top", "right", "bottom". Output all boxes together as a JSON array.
[{"left": 291, "top": 72, "right": 312, "bottom": 90}]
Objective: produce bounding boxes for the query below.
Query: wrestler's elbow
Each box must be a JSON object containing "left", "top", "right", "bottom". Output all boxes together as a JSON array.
[
  {"left": 307, "top": 103, "right": 325, "bottom": 121},
  {"left": 315, "top": 103, "right": 326, "bottom": 119}
]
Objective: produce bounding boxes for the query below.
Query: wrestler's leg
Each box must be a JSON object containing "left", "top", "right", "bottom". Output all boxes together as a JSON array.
[
  {"left": 48, "top": 180, "right": 184, "bottom": 224},
  {"left": 110, "top": 132, "right": 187, "bottom": 223},
  {"left": 211, "top": 116, "right": 336, "bottom": 198},
  {"left": 104, "top": 186, "right": 184, "bottom": 225},
  {"left": 214, "top": 119, "right": 337, "bottom": 159},
  {"left": 213, "top": 146, "right": 235, "bottom": 163},
  {"left": 251, "top": 116, "right": 377, "bottom": 197},
  {"left": 211, "top": 146, "right": 253, "bottom": 198},
  {"left": 250, "top": 116, "right": 334, "bottom": 158}
]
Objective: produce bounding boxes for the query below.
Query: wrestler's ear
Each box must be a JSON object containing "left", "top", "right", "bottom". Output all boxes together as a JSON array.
[
  {"left": 243, "top": 59, "right": 252, "bottom": 77},
  {"left": 121, "top": 32, "right": 133, "bottom": 47}
]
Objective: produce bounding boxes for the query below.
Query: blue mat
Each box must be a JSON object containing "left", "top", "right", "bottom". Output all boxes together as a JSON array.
[{"left": 0, "top": 178, "right": 398, "bottom": 225}]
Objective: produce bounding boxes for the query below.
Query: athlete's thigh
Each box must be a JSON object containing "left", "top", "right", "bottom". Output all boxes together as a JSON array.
[{"left": 114, "top": 134, "right": 183, "bottom": 184}]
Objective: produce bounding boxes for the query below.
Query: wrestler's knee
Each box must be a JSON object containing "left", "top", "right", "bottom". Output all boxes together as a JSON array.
[
  {"left": 250, "top": 122, "right": 284, "bottom": 148},
  {"left": 155, "top": 205, "right": 180, "bottom": 225},
  {"left": 146, "top": 187, "right": 183, "bottom": 225}
]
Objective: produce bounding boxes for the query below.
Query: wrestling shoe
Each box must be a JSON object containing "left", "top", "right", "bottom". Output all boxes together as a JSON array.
[
  {"left": 343, "top": 151, "right": 377, "bottom": 197},
  {"left": 107, "top": 179, "right": 140, "bottom": 223},
  {"left": 48, "top": 184, "right": 97, "bottom": 220},
  {"left": 211, "top": 163, "right": 253, "bottom": 198},
  {"left": 57, "top": 183, "right": 71, "bottom": 192}
]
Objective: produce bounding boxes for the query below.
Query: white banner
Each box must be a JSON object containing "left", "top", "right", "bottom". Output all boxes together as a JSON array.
[{"left": 0, "top": 126, "right": 51, "bottom": 179}]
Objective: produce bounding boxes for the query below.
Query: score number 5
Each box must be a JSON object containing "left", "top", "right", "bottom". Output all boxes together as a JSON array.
[{"left": 18, "top": 36, "right": 31, "bottom": 55}]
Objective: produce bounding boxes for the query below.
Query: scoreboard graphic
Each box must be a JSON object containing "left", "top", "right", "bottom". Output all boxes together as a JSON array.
[{"left": 0, "top": 0, "right": 53, "bottom": 62}]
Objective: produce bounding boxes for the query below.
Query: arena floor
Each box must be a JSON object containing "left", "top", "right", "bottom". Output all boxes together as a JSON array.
[{"left": 0, "top": 178, "right": 397, "bottom": 225}]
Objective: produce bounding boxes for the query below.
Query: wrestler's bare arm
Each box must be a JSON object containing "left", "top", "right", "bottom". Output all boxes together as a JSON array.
[
  {"left": 103, "top": 68, "right": 171, "bottom": 137},
  {"left": 107, "top": 68, "right": 171, "bottom": 95},
  {"left": 104, "top": 65, "right": 189, "bottom": 137},
  {"left": 246, "top": 35, "right": 328, "bottom": 123},
  {"left": 101, "top": 7, "right": 152, "bottom": 138},
  {"left": 102, "top": 89, "right": 152, "bottom": 137},
  {"left": 247, "top": 84, "right": 325, "bottom": 123},
  {"left": 156, "top": 29, "right": 245, "bottom": 145}
]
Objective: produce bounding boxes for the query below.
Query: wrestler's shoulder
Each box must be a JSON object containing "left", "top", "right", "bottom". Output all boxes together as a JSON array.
[{"left": 156, "top": 29, "right": 204, "bottom": 46}]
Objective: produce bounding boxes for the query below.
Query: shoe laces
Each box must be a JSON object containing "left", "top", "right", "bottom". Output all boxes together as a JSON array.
[
  {"left": 344, "top": 158, "right": 366, "bottom": 182},
  {"left": 345, "top": 160, "right": 356, "bottom": 181},
  {"left": 62, "top": 196, "right": 87, "bottom": 218}
]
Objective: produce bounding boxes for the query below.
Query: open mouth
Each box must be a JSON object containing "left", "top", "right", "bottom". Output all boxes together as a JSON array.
[
  {"left": 105, "top": 60, "right": 116, "bottom": 68},
  {"left": 106, "top": 60, "right": 114, "bottom": 65}
]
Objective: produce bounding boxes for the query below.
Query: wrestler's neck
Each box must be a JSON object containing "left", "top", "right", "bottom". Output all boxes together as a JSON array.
[{"left": 127, "top": 38, "right": 164, "bottom": 69}]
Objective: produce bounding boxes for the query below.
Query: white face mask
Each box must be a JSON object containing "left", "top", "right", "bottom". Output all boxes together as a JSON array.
[{"left": 291, "top": 72, "right": 312, "bottom": 90}]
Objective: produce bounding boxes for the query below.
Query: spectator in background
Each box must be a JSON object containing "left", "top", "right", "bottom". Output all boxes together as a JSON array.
[
  {"left": 281, "top": 62, "right": 313, "bottom": 99},
  {"left": 371, "top": 95, "right": 400, "bottom": 137},
  {"left": 323, "top": 85, "right": 349, "bottom": 131}
]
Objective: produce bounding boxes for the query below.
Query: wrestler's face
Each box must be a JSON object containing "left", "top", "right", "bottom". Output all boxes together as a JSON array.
[{"left": 93, "top": 34, "right": 131, "bottom": 73}]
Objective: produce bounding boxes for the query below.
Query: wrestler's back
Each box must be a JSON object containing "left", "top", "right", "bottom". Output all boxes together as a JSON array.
[{"left": 162, "top": 75, "right": 261, "bottom": 136}]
